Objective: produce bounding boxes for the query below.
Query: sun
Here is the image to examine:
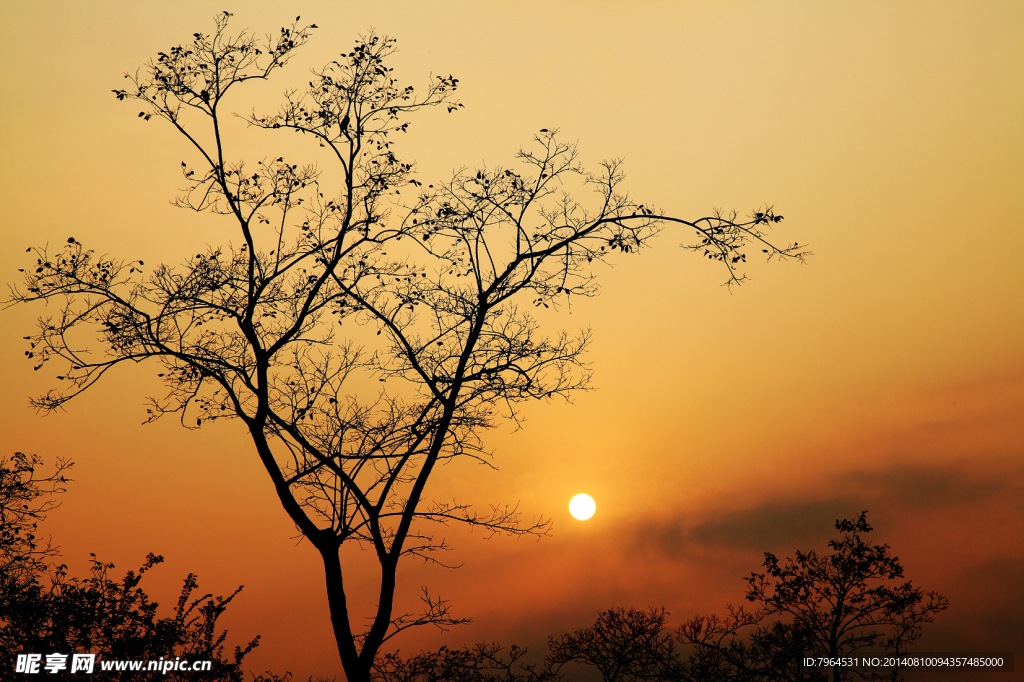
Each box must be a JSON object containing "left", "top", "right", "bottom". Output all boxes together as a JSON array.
[{"left": 569, "top": 493, "right": 596, "bottom": 520}]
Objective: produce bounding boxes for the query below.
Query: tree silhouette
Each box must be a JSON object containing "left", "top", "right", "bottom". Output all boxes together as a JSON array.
[
  {"left": 8, "top": 13, "right": 806, "bottom": 682},
  {"left": 0, "top": 454, "right": 260, "bottom": 681},
  {"left": 547, "top": 607, "right": 676, "bottom": 682},
  {"left": 678, "top": 512, "right": 950, "bottom": 682}
]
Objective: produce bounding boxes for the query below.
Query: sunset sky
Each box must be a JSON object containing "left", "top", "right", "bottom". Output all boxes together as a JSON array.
[{"left": 1, "top": 2, "right": 1021, "bottom": 680}]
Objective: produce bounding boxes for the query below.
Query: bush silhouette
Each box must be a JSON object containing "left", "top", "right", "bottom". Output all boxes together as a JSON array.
[{"left": 1, "top": 453, "right": 259, "bottom": 681}]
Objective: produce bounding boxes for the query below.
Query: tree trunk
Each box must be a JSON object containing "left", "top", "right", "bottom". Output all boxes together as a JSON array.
[{"left": 321, "top": 547, "right": 368, "bottom": 682}]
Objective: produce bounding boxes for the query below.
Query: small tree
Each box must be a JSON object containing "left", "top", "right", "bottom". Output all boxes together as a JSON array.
[
  {"left": 8, "top": 13, "right": 806, "bottom": 681},
  {"left": 678, "top": 512, "right": 949, "bottom": 682}
]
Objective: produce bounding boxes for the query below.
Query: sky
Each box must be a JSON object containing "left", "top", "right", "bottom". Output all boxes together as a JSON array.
[{"left": 1, "top": 1, "right": 1022, "bottom": 680}]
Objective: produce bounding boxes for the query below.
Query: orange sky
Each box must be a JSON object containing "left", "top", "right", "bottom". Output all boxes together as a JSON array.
[{"left": 1, "top": 2, "right": 1022, "bottom": 680}]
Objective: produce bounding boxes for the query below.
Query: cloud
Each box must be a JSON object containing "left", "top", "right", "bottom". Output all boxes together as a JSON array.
[
  {"left": 848, "top": 463, "right": 1014, "bottom": 511},
  {"left": 635, "top": 497, "right": 859, "bottom": 560},
  {"left": 633, "top": 460, "right": 1022, "bottom": 560}
]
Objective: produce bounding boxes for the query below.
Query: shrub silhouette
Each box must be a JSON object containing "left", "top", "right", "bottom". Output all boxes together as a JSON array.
[{"left": 0, "top": 453, "right": 259, "bottom": 681}]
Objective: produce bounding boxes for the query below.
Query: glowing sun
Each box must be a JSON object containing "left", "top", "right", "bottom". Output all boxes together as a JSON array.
[{"left": 569, "top": 493, "right": 596, "bottom": 520}]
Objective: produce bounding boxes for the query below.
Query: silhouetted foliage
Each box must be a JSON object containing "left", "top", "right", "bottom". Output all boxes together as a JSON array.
[
  {"left": 548, "top": 607, "right": 677, "bottom": 682},
  {"left": 373, "top": 643, "right": 558, "bottom": 682},
  {"left": 0, "top": 454, "right": 259, "bottom": 681},
  {"left": 385, "top": 514, "right": 946, "bottom": 682},
  {"left": 0, "top": 453, "right": 70, "bottom": 598},
  {"left": 678, "top": 511, "right": 949, "bottom": 682},
  {"left": 9, "top": 13, "right": 806, "bottom": 682}
]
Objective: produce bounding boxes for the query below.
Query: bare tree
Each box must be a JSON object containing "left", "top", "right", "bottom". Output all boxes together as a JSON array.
[{"left": 7, "top": 13, "right": 806, "bottom": 681}]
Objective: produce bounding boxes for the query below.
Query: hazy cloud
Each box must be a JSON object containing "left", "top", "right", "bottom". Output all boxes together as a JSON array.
[{"left": 634, "top": 461, "right": 1022, "bottom": 560}]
